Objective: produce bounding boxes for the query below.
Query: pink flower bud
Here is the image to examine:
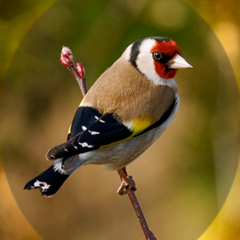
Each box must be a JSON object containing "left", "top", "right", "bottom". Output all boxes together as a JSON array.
[
  {"left": 76, "top": 63, "right": 85, "bottom": 78},
  {"left": 61, "top": 46, "right": 73, "bottom": 66}
]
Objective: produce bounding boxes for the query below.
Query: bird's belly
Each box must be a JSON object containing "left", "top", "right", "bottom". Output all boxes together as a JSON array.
[
  {"left": 79, "top": 97, "right": 179, "bottom": 170},
  {"left": 79, "top": 125, "right": 167, "bottom": 170}
]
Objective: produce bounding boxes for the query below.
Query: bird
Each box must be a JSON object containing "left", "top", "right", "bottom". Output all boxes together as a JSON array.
[{"left": 24, "top": 36, "right": 192, "bottom": 197}]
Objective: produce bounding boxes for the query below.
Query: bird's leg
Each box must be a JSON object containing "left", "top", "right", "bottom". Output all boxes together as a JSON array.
[{"left": 117, "top": 167, "right": 137, "bottom": 195}]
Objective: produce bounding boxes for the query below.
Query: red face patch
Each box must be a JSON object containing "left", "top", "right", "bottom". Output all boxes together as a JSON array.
[
  {"left": 151, "top": 40, "right": 181, "bottom": 56},
  {"left": 151, "top": 40, "right": 181, "bottom": 79}
]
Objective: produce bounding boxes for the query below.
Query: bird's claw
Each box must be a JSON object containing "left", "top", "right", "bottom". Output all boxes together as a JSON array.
[{"left": 117, "top": 175, "right": 137, "bottom": 195}]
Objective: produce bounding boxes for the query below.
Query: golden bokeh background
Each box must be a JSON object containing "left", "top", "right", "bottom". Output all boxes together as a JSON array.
[{"left": 0, "top": 0, "right": 240, "bottom": 239}]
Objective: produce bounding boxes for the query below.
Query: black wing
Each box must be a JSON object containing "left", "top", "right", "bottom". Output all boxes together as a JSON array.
[{"left": 46, "top": 106, "right": 133, "bottom": 160}]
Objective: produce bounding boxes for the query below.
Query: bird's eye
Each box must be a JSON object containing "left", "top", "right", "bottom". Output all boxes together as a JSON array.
[{"left": 152, "top": 52, "right": 162, "bottom": 61}]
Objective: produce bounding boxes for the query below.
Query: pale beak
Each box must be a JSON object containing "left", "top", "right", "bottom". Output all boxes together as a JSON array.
[{"left": 168, "top": 53, "right": 193, "bottom": 69}]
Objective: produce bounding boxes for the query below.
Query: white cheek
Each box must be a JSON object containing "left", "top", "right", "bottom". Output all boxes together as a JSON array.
[
  {"left": 136, "top": 53, "right": 160, "bottom": 84},
  {"left": 136, "top": 51, "right": 177, "bottom": 87},
  {"left": 136, "top": 39, "right": 158, "bottom": 82}
]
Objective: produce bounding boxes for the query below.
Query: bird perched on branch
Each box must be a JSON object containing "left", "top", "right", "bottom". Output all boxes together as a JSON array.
[{"left": 24, "top": 36, "right": 192, "bottom": 197}]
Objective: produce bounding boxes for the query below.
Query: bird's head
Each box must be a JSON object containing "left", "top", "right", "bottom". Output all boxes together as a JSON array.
[{"left": 126, "top": 37, "right": 192, "bottom": 84}]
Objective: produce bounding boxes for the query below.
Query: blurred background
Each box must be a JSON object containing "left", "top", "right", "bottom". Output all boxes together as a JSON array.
[{"left": 0, "top": 0, "right": 239, "bottom": 239}]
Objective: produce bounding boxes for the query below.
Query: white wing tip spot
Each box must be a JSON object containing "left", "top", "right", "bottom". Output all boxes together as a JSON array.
[
  {"left": 94, "top": 115, "right": 106, "bottom": 123},
  {"left": 34, "top": 180, "right": 51, "bottom": 192},
  {"left": 82, "top": 126, "right": 87, "bottom": 131},
  {"left": 79, "top": 142, "right": 94, "bottom": 148},
  {"left": 89, "top": 130, "right": 100, "bottom": 135},
  {"left": 99, "top": 119, "right": 106, "bottom": 123}
]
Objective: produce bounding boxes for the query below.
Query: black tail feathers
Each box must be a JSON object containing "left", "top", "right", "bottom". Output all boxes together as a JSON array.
[{"left": 24, "top": 164, "right": 69, "bottom": 197}]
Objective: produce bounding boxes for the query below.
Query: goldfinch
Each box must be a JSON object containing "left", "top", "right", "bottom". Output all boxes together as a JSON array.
[{"left": 24, "top": 37, "right": 192, "bottom": 197}]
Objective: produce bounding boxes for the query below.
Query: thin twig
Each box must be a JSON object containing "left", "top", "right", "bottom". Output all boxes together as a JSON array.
[
  {"left": 61, "top": 46, "right": 87, "bottom": 96},
  {"left": 60, "top": 46, "right": 157, "bottom": 240},
  {"left": 118, "top": 168, "right": 156, "bottom": 240}
]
